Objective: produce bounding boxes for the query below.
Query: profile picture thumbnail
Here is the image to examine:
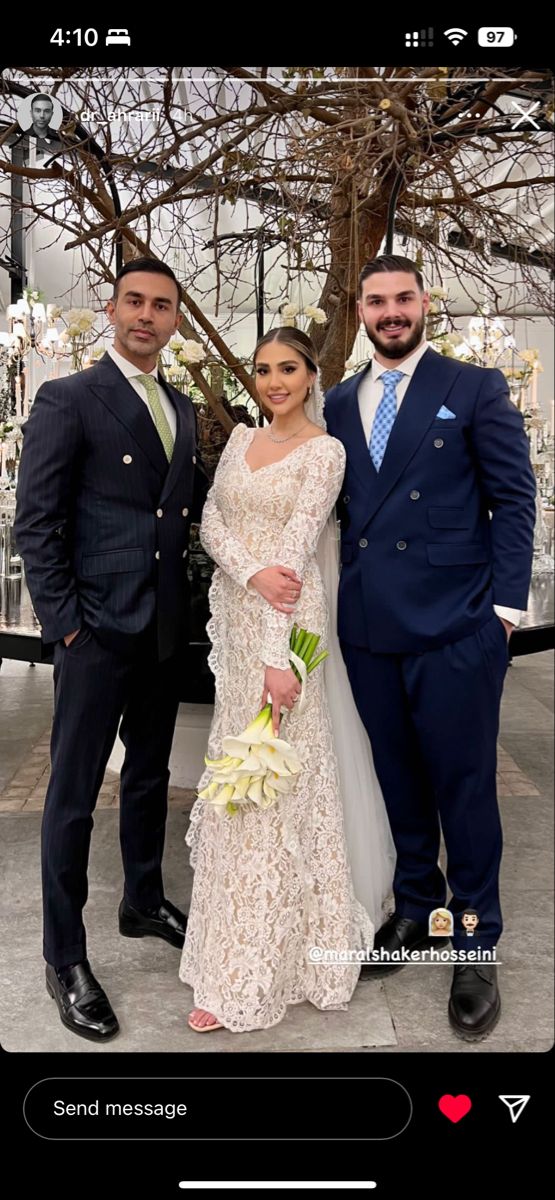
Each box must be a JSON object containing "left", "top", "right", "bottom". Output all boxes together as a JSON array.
[{"left": 16, "top": 93, "right": 63, "bottom": 152}]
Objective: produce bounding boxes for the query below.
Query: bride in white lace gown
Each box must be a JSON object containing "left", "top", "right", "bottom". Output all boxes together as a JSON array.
[{"left": 179, "top": 328, "right": 392, "bottom": 1033}]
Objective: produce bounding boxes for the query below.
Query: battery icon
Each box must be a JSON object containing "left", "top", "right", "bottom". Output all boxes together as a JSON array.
[{"left": 478, "top": 27, "right": 517, "bottom": 46}]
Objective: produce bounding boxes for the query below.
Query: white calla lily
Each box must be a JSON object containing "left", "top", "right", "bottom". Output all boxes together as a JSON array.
[
  {"left": 268, "top": 773, "right": 296, "bottom": 794},
  {"left": 201, "top": 632, "right": 326, "bottom": 814},
  {"left": 211, "top": 783, "right": 236, "bottom": 807},
  {"left": 233, "top": 756, "right": 265, "bottom": 773},
  {"left": 231, "top": 776, "right": 253, "bottom": 801},
  {"left": 246, "top": 777, "right": 264, "bottom": 803},
  {"left": 256, "top": 740, "right": 302, "bottom": 775},
  {"left": 198, "top": 779, "right": 222, "bottom": 801}
]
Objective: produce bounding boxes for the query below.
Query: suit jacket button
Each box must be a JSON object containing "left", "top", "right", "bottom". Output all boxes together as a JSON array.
[
  {"left": 123, "top": 454, "right": 133, "bottom": 464},
  {"left": 410, "top": 490, "right": 420, "bottom": 500},
  {"left": 192, "top": 455, "right": 197, "bottom": 464},
  {"left": 359, "top": 537, "right": 368, "bottom": 549},
  {"left": 156, "top": 508, "right": 163, "bottom": 518},
  {"left": 396, "top": 540, "right": 407, "bottom": 550},
  {"left": 434, "top": 438, "right": 444, "bottom": 448},
  {"left": 343, "top": 495, "right": 350, "bottom": 504},
  {"left": 155, "top": 550, "right": 160, "bottom": 560},
  {"left": 182, "top": 507, "right": 189, "bottom": 517}
]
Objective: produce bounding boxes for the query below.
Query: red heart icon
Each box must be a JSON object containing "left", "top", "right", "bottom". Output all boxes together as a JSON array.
[{"left": 438, "top": 1094, "right": 472, "bottom": 1123}]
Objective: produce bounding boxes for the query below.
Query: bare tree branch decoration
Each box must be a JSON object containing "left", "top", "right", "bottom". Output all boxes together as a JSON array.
[{"left": 1, "top": 66, "right": 552, "bottom": 419}]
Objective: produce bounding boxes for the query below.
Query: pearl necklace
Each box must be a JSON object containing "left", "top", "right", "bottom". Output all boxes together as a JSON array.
[{"left": 266, "top": 421, "right": 310, "bottom": 444}]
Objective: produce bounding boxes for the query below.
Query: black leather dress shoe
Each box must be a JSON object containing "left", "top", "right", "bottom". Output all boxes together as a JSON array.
[
  {"left": 449, "top": 964, "right": 500, "bottom": 1040},
  {"left": 118, "top": 898, "right": 187, "bottom": 949},
  {"left": 359, "top": 912, "right": 448, "bottom": 978},
  {"left": 45, "top": 960, "right": 119, "bottom": 1042}
]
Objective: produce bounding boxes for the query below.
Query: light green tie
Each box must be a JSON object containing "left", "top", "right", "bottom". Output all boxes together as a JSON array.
[{"left": 136, "top": 373, "right": 174, "bottom": 462}]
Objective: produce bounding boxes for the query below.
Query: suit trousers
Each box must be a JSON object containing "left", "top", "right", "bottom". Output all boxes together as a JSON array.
[
  {"left": 341, "top": 614, "right": 509, "bottom": 950},
  {"left": 42, "top": 625, "right": 181, "bottom": 967}
]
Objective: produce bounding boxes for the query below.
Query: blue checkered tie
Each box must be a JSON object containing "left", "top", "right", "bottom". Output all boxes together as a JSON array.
[{"left": 369, "top": 369, "right": 404, "bottom": 470}]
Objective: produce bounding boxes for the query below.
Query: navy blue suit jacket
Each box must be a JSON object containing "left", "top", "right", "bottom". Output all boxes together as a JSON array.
[
  {"left": 325, "top": 348, "right": 536, "bottom": 653},
  {"left": 15, "top": 352, "right": 208, "bottom": 660}
]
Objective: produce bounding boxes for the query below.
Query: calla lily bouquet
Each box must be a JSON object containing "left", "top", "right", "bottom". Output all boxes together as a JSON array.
[{"left": 199, "top": 625, "right": 328, "bottom": 815}]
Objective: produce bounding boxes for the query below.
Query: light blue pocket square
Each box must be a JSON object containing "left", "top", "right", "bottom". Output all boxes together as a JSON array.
[{"left": 435, "top": 405, "right": 456, "bottom": 419}]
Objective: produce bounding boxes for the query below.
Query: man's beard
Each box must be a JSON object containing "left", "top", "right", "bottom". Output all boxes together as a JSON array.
[{"left": 363, "top": 313, "right": 426, "bottom": 360}]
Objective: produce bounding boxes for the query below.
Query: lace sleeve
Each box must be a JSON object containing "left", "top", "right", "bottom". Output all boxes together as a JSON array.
[
  {"left": 200, "top": 425, "right": 266, "bottom": 590},
  {"left": 261, "top": 437, "right": 346, "bottom": 670}
]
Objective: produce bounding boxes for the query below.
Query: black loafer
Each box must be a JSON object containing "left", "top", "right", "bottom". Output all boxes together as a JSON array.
[
  {"left": 46, "top": 960, "right": 119, "bottom": 1042},
  {"left": 449, "top": 964, "right": 500, "bottom": 1040},
  {"left": 360, "top": 912, "right": 448, "bottom": 978},
  {"left": 118, "top": 897, "right": 187, "bottom": 949}
]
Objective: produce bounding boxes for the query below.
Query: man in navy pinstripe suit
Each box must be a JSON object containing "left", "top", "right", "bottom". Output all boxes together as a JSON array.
[
  {"left": 15, "top": 259, "right": 208, "bottom": 1041},
  {"left": 325, "top": 256, "right": 536, "bottom": 1040}
]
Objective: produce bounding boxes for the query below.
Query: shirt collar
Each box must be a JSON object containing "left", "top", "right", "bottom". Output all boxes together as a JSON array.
[
  {"left": 107, "top": 344, "right": 159, "bottom": 381},
  {"left": 370, "top": 339, "right": 429, "bottom": 382}
]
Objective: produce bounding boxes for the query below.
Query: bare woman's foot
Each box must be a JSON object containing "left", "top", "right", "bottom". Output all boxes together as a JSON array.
[{"left": 188, "top": 1007, "right": 224, "bottom": 1032}]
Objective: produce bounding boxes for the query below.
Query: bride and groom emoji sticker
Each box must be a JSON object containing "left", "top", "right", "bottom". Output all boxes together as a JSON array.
[{"left": 429, "top": 908, "right": 480, "bottom": 937}]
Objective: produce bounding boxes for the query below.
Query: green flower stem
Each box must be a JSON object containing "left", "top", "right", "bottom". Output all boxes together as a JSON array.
[
  {"left": 287, "top": 625, "right": 328, "bottom": 683},
  {"left": 291, "top": 626, "right": 304, "bottom": 656},
  {"left": 305, "top": 633, "right": 320, "bottom": 663},
  {"left": 306, "top": 649, "right": 328, "bottom": 674},
  {"left": 297, "top": 630, "right": 311, "bottom": 659}
]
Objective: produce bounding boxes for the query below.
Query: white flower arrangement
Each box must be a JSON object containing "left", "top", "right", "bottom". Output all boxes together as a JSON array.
[
  {"left": 519, "top": 348, "right": 543, "bottom": 371},
  {"left": 302, "top": 305, "right": 327, "bottom": 324},
  {"left": 64, "top": 307, "right": 96, "bottom": 331},
  {"left": 200, "top": 626, "right": 328, "bottom": 816},
  {"left": 280, "top": 300, "right": 327, "bottom": 327},
  {"left": 178, "top": 339, "right": 207, "bottom": 364},
  {"left": 60, "top": 307, "right": 98, "bottom": 371}
]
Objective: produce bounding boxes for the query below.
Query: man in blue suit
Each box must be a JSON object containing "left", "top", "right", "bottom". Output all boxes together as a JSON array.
[
  {"left": 325, "top": 255, "right": 536, "bottom": 1039},
  {"left": 15, "top": 259, "right": 208, "bottom": 1041}
]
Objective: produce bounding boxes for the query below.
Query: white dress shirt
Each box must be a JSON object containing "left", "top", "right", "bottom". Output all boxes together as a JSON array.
[
  {"left": 107, "top": 345, "right": 177, "bottom": 440},
  {"left": 357, "top": 341, "right": 521, "bottom": 627}
]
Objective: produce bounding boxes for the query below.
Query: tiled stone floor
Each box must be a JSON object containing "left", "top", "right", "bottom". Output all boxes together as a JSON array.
[{"left": 0, "top": 652, "right": 552, "bottom": 1053}]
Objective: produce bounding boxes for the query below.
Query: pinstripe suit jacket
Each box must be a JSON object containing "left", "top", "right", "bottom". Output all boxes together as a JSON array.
[{"left": 14, "top": 352, "right": 208, "bottom": 660}]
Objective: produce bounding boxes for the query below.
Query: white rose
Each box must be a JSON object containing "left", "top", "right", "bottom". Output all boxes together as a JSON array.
[
  {"left": 302, "top": 305, "right": 327, "bottom": 324},
  {"left": 280, "top": 303, "right": 299, "bottom": 319},
  {"left": 429, "top": 286, "right": 447, "bottom": 299},
  {"left": 180, "top": 340, "right": 206, "bottom": 363}
]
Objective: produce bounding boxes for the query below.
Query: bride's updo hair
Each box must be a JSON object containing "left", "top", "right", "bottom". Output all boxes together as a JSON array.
[{"left": 253, "top": 326, "right": 319, "bottom": 374}]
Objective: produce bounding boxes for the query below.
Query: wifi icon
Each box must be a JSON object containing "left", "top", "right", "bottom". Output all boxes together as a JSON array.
[{"left": 444, "top": 27, "right": 468, "bottom": 45}]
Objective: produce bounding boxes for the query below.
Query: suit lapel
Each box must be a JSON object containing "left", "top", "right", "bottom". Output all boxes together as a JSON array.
[
  {"left": 158, "top": 377, "right": 193, "bottom": 506},
  {"left": 360, "top": 348, "right": 463, "bottom": 528},
  {"left": 340, "top": 364, "right": 377, "bottom": 493},
  {"left": 87, "top": 353, "right": 169, "bottom": 477}
]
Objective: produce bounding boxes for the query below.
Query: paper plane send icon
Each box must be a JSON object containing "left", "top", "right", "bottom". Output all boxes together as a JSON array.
[{"left": 499, "top": 1095, "right": 530, "bottom": 1123}]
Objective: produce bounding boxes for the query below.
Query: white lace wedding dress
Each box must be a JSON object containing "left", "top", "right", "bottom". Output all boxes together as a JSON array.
[{"left": 179, "top": 422, "right": 375, "bottom": 1031}]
